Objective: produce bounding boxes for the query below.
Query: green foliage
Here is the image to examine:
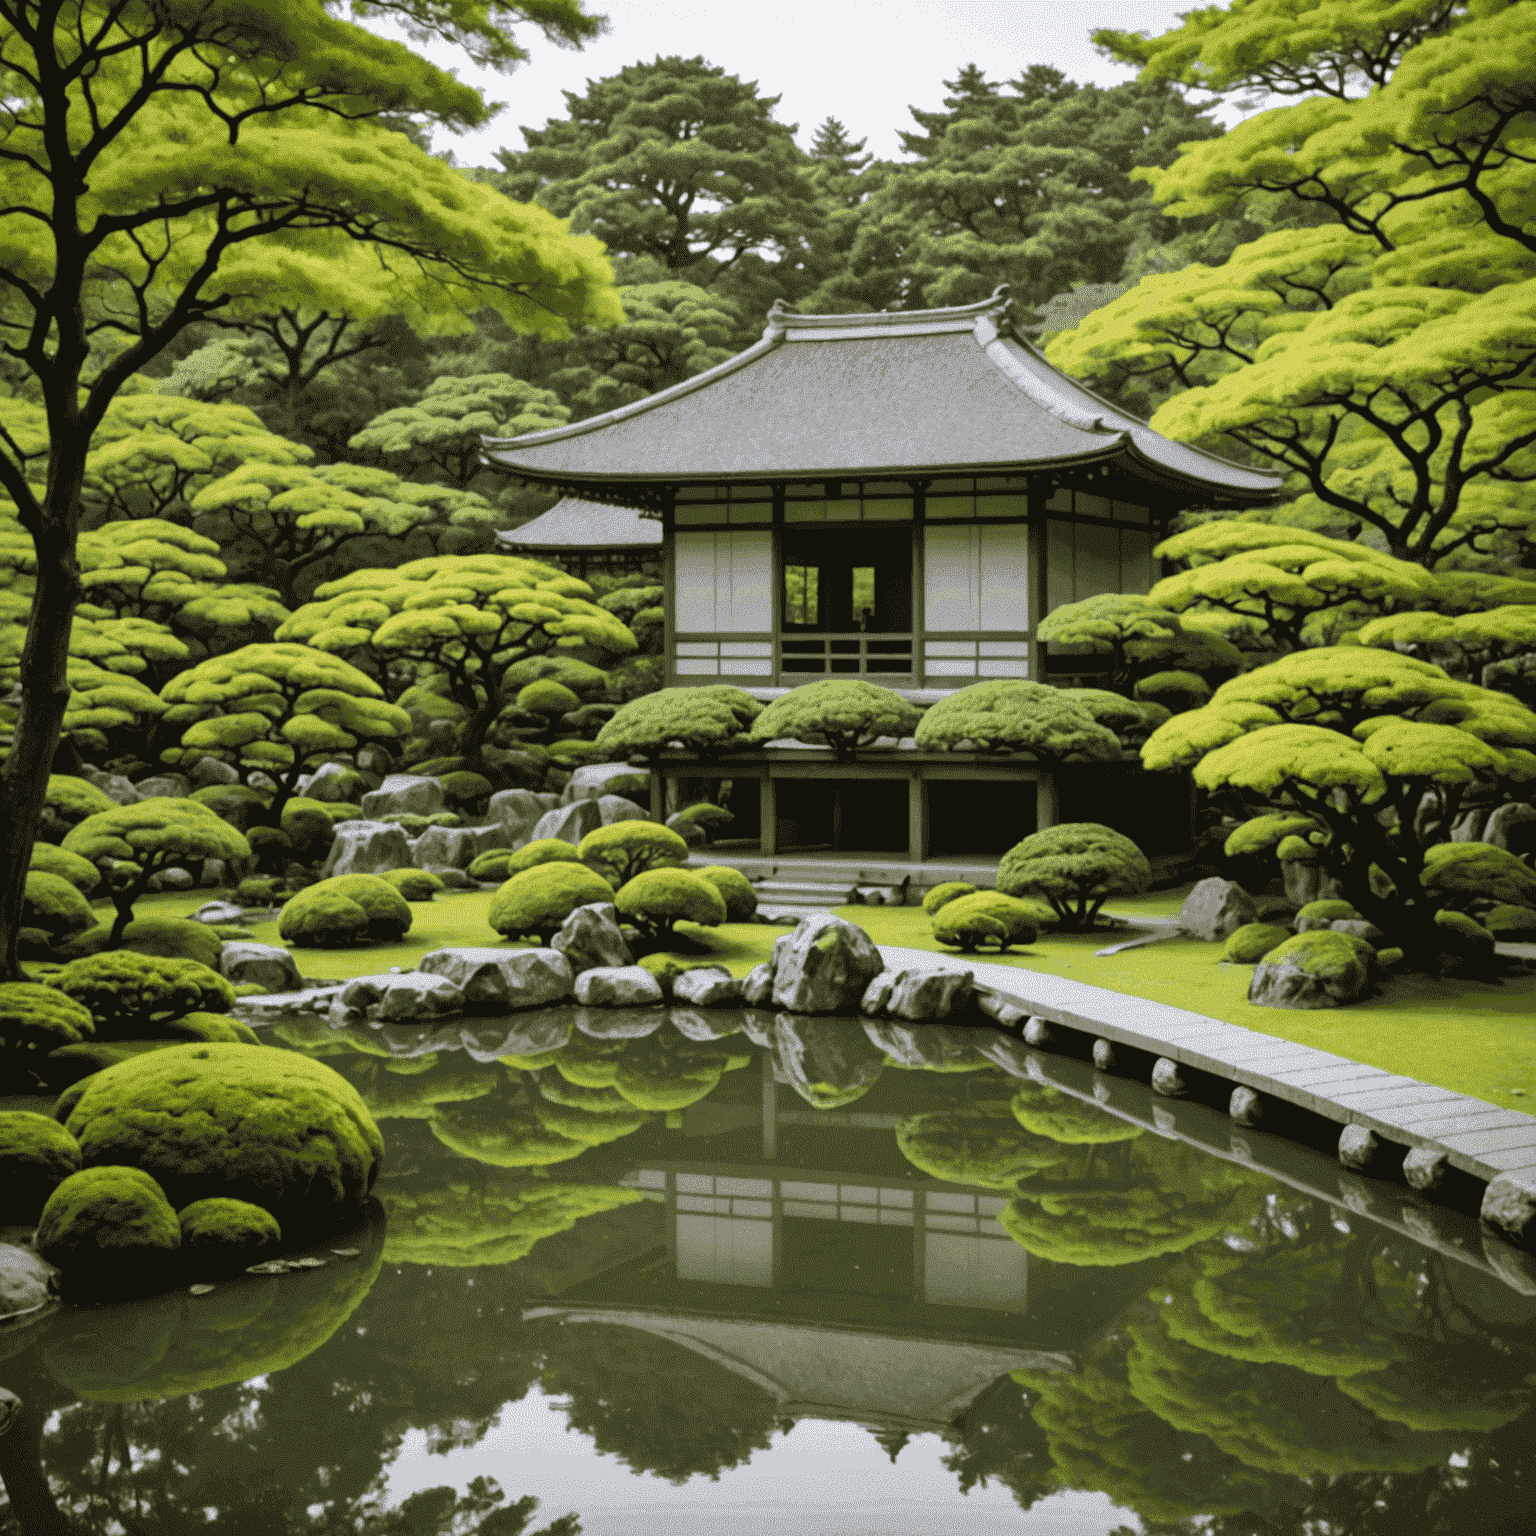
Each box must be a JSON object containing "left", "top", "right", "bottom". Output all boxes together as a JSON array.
[
  {"left": 46, "top": 952, "right": 236, "bottom": 1038},
  {"left": 517, "top": 679, "right": 582, "bottom": 716},
  {"left": 695, "top": 864, "right": 758, "bottom": 922},
  {"left": 28, "top": 842, "right": 102, "bottom": 893},
  {"left": 1422, "top": 840, "right": 1536, "bottom": 909},
  {"left": 578, "top": 821, "right": 689, "bottom": 886},
  {"left": 62, "top": 1042, "right": 384, "bottom": 1237},
  {"left": 614, "top": 868, "right": 728, "bottom": 939},
  {"left": 380, "top": 868, "right": 447, "bottom": 902},
  {"left": 914, "top": 681, "right": 1124, "bottom": 760},
  {"left": 669, "top": 802, "right": 734, "bottom": 843},
  {"left": 748, "top": 680, "right": 923, "bottom": 760},
  {"left": 931, "top": 891, "right": 1045, "bottom": 952},
  {"left": 62, "top": 915, "right": 226, "bottom": 970},
  {"left": 595, "top": 685, "right": 763, "bottom": 759},
  {"left": 998, "top": 823, "right": 1152, "bottom": 928},
  {"left": 278, "top": 874, "right": 413, "bottom": 948},
  {"left": 178, "top": 1196, "right": 283, "bottom": 1272},
  {"left": 37, "top": 774, "right": 117, "bottom": 842},
  {"left": 0, "top": 1109, "right": 82, "bottom": 1222},
  {"left": 1223, "top": 923, "right": 1293, "bottom": 963},
  {"left": 505, "top": 838, "right": 587, "bottom": 877},
  {"left": 921, "top": 881, "right": 977, "bottom": 916},
  {"left": 1009, "top": 1081, "right": 1145, "bottom": 1145},
  {"left": 1296, "top": 899, "right": 1359, "bottom": 923},
  {"left": 0, "top": 983, "right": 96, "bottom": 1087},
  {"left": 35, "top": 1166, "right": 181, "bottom": 1290},
  {"left": 895, "top": 1104, "right": 1066, "bottom": 1188},
  {"left": 488, "top": 862, "right": 615, "bottom": 942},
  {"left": 22, "top": 870, "right": 98, "bottom": 953},
  {"left": 1485, "top": 902, "right": 1536, "bottom": 939}
]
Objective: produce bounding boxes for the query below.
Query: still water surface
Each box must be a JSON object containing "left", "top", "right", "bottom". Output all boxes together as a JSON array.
[{"left": 2, "top": 1007, "right": 1533, "bottom": 1535}]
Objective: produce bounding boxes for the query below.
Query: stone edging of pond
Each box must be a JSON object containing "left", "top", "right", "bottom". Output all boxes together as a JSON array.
[{"left": 873, "top": 944, "right": 1536, "bottom": 1256}]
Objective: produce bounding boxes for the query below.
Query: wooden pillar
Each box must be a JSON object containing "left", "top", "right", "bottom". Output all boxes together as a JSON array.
[
  {"left": 759, "top": 771, "right": 777, "bottom": 856},
  {"left": 649, "top": 768, "right": 665, "bottom": 822},
  {"left": 908, "top": 771, "right": 928, "bottom": 864},
  {"left": 1035, "top": 770, "right": 1060, "bottom": 832},
  {"left": 1027, "top": 480, "right": 1049, "bottom": 683}
]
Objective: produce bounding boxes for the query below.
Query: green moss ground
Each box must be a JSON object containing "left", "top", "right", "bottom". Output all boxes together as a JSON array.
[{"left": 136, "top": 887, "right": 1535, "bottom": 1111}]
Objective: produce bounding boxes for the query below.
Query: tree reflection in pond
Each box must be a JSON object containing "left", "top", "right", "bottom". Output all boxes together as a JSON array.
[{"left": 2, "top": 1013, "right": 1534, "bottom": 1535}]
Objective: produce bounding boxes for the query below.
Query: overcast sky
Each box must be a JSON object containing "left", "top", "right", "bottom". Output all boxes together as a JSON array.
[{"left": 379, "top": 0, "right": 1232, "bottom": 170}]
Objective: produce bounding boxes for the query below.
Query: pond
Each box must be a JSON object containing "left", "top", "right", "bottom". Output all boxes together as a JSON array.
[{"left": 2, "top": 1008, "right": 1534, "bottom": 1536}]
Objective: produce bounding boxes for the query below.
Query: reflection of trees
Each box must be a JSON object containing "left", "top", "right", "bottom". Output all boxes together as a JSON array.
[
  {"left": 939, "top": 1372, "right": 1058, "bottom": 1512},
  {"left": 895, "top": 1104, "right": 1067, "bottom": 1188},
  {"left": 540, "top": 1322, "right": 784, "bottom": 1484}
]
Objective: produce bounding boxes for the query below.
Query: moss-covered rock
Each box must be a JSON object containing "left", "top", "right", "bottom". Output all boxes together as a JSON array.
[
  {"left": 236, "top": 875, "right": 285, "bottom": 905},
  {"left": 277, "top": 873, "right": 412, "bottom": 947},
  {"left": 1221, "top": 923, "right": 1292, "bottom": 964},
  {"left": 0, "top": 983, "right": 95, "bottom": 1087},
  {"left": 163, "top": 1011, "right": 261, "bottom": 1045},
  {"left": 62, "top": 1043, "right": 384, "bottom": 1237},
  {"left": 178, "top": 1196, "right": 282, "bottom": 1272},
  {"left": 921, "top": 881, "right": 976, "bottom": 916},
  {"left": 61, "top": 915, "right": 225, "bottom": 969},
  {"left": 46, "top": 952, "right": 236, "bottom": 1039},
  {"left": 0, "top": 1110, "right": 82, "bottom": 1222},
  {"left": 634, "top": 951, "right": 727, "bottom": 999},
  {"left": 670, "top": 802, "right": 734, "bottom": 842},
  {"left": 35, "top": 1166, "right": 181, "bottom": 1292},
  {"left": 380, "top": 868, "right": 446, "bottom": 901},
  {"left": 614, "top": 868, "right": 727, "bottom": 939},
  {"left": 931, "top": 891, "right": 1045, "bottom": 952},
  {"left": 1295, "top": 899, "right": 1359, "bottom": 929},
  {"left": 22, "top": 871, "right": 97, "bottom": 953},
  {"left": 1248, "top": 930, "right": 1378, "bottom": 1009},
  {"left": 695, "top": 864, "right": 758, "bottom": 922},
  {"left": 489, "top": 862, "right": 616, "bottom": 942},
  {"left": 1434, "top": 908, "right": 1497, "bottom": 973}
]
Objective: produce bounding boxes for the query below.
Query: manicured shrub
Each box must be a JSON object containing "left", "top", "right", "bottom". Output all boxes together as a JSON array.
[
  {"left": 22, "top": 871, "right": 97, "bottom": 953},
  {"left": 1296, "top": 899, "right": 1360, "bottom": 927},
  {"left": 1134, "top": 669, "right": 1212, "bottom": 712},
  {"left": 468, "top": 849, "right": 515, "bottom": 882},
  {"left": 36, "top": 1165, "right": 182, "bottom": 1293},
  {"left": 380, "top": 868, "right": 446, "bottom": 901},
  {"left": 748, "top": 679, "right": 923, "bottom": 760},
  {"left": 178, "top": 1197, "right": 282, "bottom": 1272},
  {"left": 236, "top": 875, "right": 284, "bottom": 904},
  {"left": 27, "top": 843, "right": 101, "bottom": 893},
  {"left": 921, "top": 881, "right": 977, "bottom": 916},
  {"left": 696, "top": 864, "right": 758, "bottom": 921},
  {"left": 578, "top": 821, "right": 689, "bottom": 885},
  {"left": 1222, "top": 923, "right": 1292, "bottom": 963},
  {"left": 595, "top": 685, "right": 762, "bottom": 759},
  {"left": 506, "top": 838, "right": 587, "bottom": 876},
  {"left": 488, "top": 862, "right": 616, "bottom": 942},
  {"left": 278, "top": 873, "right": 413, "bottom": 947},
  {"left": 517, "top": 679, "right": 582, "bottom": 716},
  {"left": 62, "top": 1042, "right": 384, "bottom": 1236},
  {"left": 0, "top": 1110, "right": 83, "bottom": 1222},
  {"left": 614, "top": 869, "right": 727, "bottom": 940},
  {"left": 62, "top": 916, "right": 225, "bottom": 969},
  {"left": 914, "top": 680, "right": 1123, "bottom": 761},
  {"left": 36, "top": 774, "right": 117, "bottom": 843},
  {"left": 546, "top": 738, "right": 611, "bottom": 770},
  {"left": 0, "top": 984, "right": 95, "bottom": 1088},
  {"left": 279, "top": 796, "right": 336, "bottom": 862},
  {"left": 188, "top": 782, "right": 270, "bottom": 829},
  {"left": 998, "top": 822, "right": 1152, "bottom": 929},
  {"left": 931, "top": 891, "right": 1043, "bottom": 952},
  {"left": 46, "top": 953, "right": 236, "bottom": 1038},
  {"left": 670, "top": 802, "right": 734, "bottom": 842},
  {"left": 1485, "top": 903, "right": 1536, "bottom": 940},
  {"left": 440, "top": 770, "right": 494, "bottom": 810}
]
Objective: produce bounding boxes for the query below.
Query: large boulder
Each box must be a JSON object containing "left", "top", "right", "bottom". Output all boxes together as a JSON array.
[
  {"left": 529, "top": 799, "right": 601, "bottom": 847},
  {"left": 413, "top": 822, "right": 512, "bottom": 870},
  {"left": 1179, "top": 877, "right": 1260, "bottom": 941},
  {"left": 60, "top": 1043, "right": 383, "bottom": 1236},
  {"left": 233, "top": 984, "right": 346, "bottom": 1028},
  {"left": 860, "top": 965, "right": 974, "bottom": 1021},
  {"left": 416, "top": 947, "right": 575, "bottom": 1011},
  {"left": 190, "top": 901, "right": 247, "bottom": 925},
  {"left": 561, "top": 763, "right": 651, "bottom": 806},
  {"left": 80, "top": 767, "right": 141, "bottom": 805},
  {"left": 188, "top": 758, "right": 239, "bottom": 788},
  {"left": 35, "top": 1167, "right": 180, "bottom": 1293},
  {"left": 337, "top": 972, "right": 466, "bottom": 1025},
  {"left": 0, "top": 1111, "right": 82, "bottom": 1223},
  {"left": 672, "top": 967, "right": 743, "bottom": 1008},
  {"left": 769, "top": 913, "right": 885, "bottom": 1014},
  {"left": 1485, "top": 801, "right": 1536, "bottom": 857},
  {"left": 0, "top": 1241, "right": 60, "bottom": 1323},
  {"left": 133, "top": 774, "right": 189, "bottom": 799},
  {"left": 219, "top": 941, "right": 304, "bottom": 994},
  {"left": 487, "top": 788, "right": 547, "bottom": 847},
  {"left": 597, "top": 794, "right": 651, "bottom": 826},
  {"left": 361, "top": 774, "right": 445, "bottom": 819},
  {"left": 301, "top": 761, "right": 368, "bottom": 803},
  {"left": 573, "top": 966, "right": 665, "bottom": 1007},
  {"left": 1248, "top": 931, "right": 1377, "bottom": 1009},
  {"left": 551, "top": 902, "right": 633, "bottom": 973},
  {"left": 320, "top": 820, "right": 413, "bottom": 879}
]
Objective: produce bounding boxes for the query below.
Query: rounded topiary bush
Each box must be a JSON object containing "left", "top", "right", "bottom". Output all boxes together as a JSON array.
[
  {"left": 1296, "top": 899, "right": 1360, "bottom": 929},
  {"left": 0, "top": 983, "right": 96, "bottom": 1084},
  {"left": 696, "top": 865, "right": 757, "bottom": 922},
  {"left": 921, "top": 881, "right": 977, "bottom": 917},
  {"left": 1485, "top": 903, "right": 1536, "bottom": 940},
  {"left": 998, "top": 822, "right": 1151, "bottom": 929},
  {"left": 381, "top": 868, "right": 446, "bottom": 902},
  {"left": 614, "top": 869, "right": 728, "bottom": 940},
  {"left": 278, "top": 873, "right": 412, "bottom": 948},
  {"left": 468, "top": 849, "right": 514, "bottom": 882},
  {"left": 489, "top": 862, "right": 617, "bottom": 942},
  {"left": 236, "top": 875, "right": 284, "bottom": 905},
  {"left": 178, "top": 1197, "right": 282, "bottom": 1273},
  {"left": 1222, "top": 923, "right": 1292, "bottom": 964},
  {"left": 62, "top": 1043, "right": 384, "bottom": 1237},
  {"left": 0, "top": 1110, "right": 83, "bottom": 1222},
  {"left": 22, "top": 870, "right": 97, "bottom": 953},
  {"left": 62, "top": 916, "right": 225, "bottom": 969},
  {"left": 27, "top": 843, "right": 101, "bottom": 893},
  {"left": 36, "top": 1165, "right": 181, "bottom": 1293},
  {"left": 931, "top": 891, "right": 1044, "bottom": 952},
  {"left": 46, "top": 953, "right": 236, "bottom": 1039},
  {"left": 670, "top": 802, "right": 734, "bottom": 843},
  {"left": 578, "top": 821, "right": 689, "bottom": 885},
  {"left": 507, "top": 839, "right": 587, "bottom": 877}
]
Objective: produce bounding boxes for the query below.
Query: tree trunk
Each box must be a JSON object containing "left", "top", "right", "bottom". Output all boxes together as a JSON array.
[{"left": 0, "top": 504, "right": 83, "bottom": 980}]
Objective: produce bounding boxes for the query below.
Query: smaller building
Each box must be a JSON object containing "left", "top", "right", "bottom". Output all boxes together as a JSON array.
[{"left": 497, "top": 495, "right": 661, "bottom": 581}]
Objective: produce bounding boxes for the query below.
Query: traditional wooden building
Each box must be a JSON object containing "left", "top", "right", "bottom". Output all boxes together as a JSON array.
[
  {"left": 496, "top": 495, "right": 661, "bottom": 582},
  {"left": 482, "top": 289, "right": 1281, "bottom": 692}
]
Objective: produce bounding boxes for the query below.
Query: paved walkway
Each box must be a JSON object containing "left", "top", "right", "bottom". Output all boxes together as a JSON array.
[{"left": 876, "top": 945, "right": 1536, "bottom": 1193}]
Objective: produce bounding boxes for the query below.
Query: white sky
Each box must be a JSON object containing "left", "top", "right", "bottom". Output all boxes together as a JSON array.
[{"left": 378, "top": 0, "right": 1233, "bottom": 169}]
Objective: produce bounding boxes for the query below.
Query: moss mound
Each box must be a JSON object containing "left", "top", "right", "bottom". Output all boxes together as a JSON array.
[
  {"left": 381, "top": 867, "right": 447, "bottom": 901},
  {"left": 931, "top": 891, "right": 1046, "bottom": 952},
  {"left": 0, "top": 983, "right": 95, "bottom": 1087},
  {"left": 62, "top": 1043, "right": 384, "bottom": 1237},
  {"left": 178, "top": 1196, "right": 282, "bottom": 1272},
  {"left": 505, "top": 838, "right": 587, "bottom": 876},
  {"left": 22, "top": 870, "right": 97, "bottom": 952},
  {"left": 1009, "top": 1082, "right": 1145, "bottom": 1145},
  {"left": 1485, "top": 903, "right": 1536, "bottom": 940},
  {"left": 46, "top": 952, "right": 236, "bottom": 1039},
  {"left": 695, "top": 864, "right": 758, "bottom": 921},
  {"left": 61, "top": 915, "right": 225, "bottom": 969},
  {"left": 0, "top": 1110, "right": 83, "bottom": 1222},
  {"left": 489, "top": 861, "right": 616, "bottom": 941},
  {"left": 921, "top": 880, "right": 976, "bottom": 916},
  {"left": 614, "top": 868, "right": 728, "bottom": 938},
  {"left": 278, "top": 873, "right": 413, "bottom": 947},
  {"left": 1222, "top": 923, "right": 1292, "bottom": 964},
  {"left": 36, "top": 1166, "right": 181, "bottom": 1292},
  {"left": 27, "top": 842, "right": 101, "bottom": 893}
]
